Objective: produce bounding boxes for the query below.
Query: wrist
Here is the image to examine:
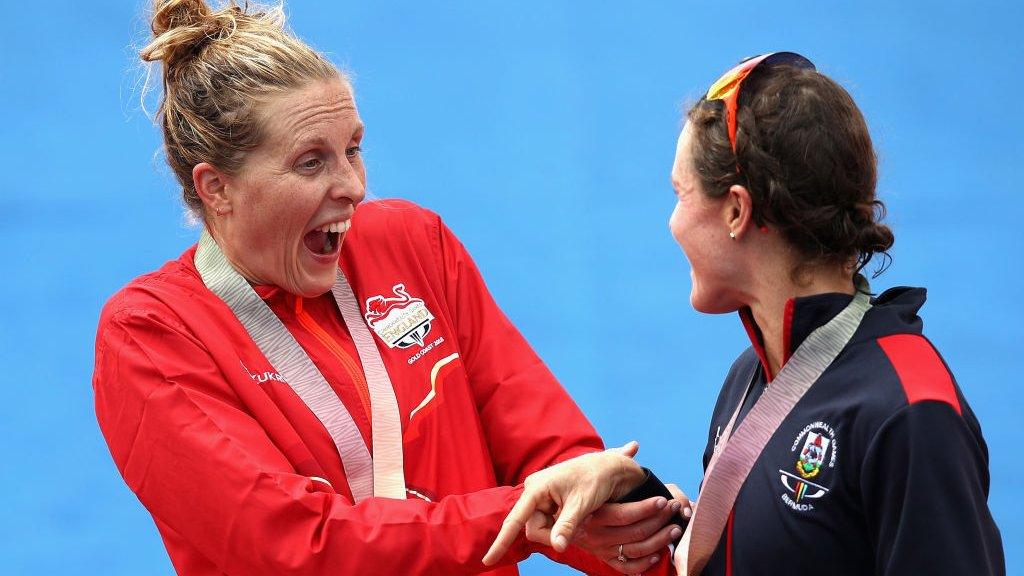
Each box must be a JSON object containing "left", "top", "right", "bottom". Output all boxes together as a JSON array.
[{"left": 610, "top": 457, "right": 645, "bottom": 500}]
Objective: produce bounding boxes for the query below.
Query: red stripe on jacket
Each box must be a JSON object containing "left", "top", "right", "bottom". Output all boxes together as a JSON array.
[{"left": 877, "top": 334, "right": 962, "bottom": 415}]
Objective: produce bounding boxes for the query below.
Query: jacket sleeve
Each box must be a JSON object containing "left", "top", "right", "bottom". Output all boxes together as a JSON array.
[
  {"left": 94, "top": 308, "right": 534, "bottom": 576},
  {"left": 436, "top": 217, "right": 605, "bottom": 482},
  {"left": 436, "top": 217, "right": 632, "bottom": 574},
  {"left": 860, "top": 400, "right": 1005, "bottom": 575}
]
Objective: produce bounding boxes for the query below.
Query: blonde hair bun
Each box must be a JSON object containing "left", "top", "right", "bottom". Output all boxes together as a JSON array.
[
  {"left": 140, "top": 0, "right": 284, "bottom": 69},
  {"left": 138, "top": 0, "right": 338, "bottom": 216}
]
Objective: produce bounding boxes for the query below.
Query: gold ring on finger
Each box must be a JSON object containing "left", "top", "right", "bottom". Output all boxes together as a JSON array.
[{"left": 616, "top": 544, "right": 628, "bottom": 563}]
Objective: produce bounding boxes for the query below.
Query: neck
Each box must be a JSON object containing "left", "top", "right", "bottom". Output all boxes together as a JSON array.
[
  {"left": 746, "top": 269, "right": 854, "bottom": 377},
  {"left": 204, "top": 224, "right": 266, "bottom": 286}
]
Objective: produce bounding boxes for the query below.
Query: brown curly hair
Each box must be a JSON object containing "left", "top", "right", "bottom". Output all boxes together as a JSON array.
[{"left": 687, "top": 63, "right": 894, "bottom": 275}]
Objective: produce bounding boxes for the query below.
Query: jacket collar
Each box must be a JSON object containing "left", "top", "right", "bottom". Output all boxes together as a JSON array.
[
  {"left": 252, "top": 283, "right": 284, "bottom": 302},
  {"left": 737, "top": 285, "right": 928, "bottom": 381},
  {"left": 738, "top": 292, "right": 854, "bottom": 381}
]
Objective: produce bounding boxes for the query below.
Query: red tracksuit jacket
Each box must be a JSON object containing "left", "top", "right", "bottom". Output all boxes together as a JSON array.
[{"left": 93, "top": 200, "right": 621, "bottom": 575}]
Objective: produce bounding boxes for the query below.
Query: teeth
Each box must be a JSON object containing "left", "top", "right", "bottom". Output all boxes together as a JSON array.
[{"left": 316, "top": 220, "right": 350, "bottom": 235}]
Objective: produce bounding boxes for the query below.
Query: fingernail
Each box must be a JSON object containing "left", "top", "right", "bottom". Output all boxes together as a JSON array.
[
  {"left": 649, "top": 555, "right": 660, "bottom": 564},
  {"left": 655, "top": 497, "right": 667, "bottom": 509},
  {"left": 670, "top": 527, "right": 682, "bottom": 539},
  {"left": 670, "top": 501, "right": 681, "bottom": 513},
  {"left": 684, "top": 506, "right": 693, "bottom": 518},
  {"left": 553, "top": 534, "right": 568, "bottom": 551}
]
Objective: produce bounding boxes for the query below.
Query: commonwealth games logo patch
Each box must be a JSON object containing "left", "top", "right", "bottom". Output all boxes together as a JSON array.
[
  {"left": 796, "top": 431, "right": 830, "bottom": 479},
  {"left": 364, "top": 283, "right": 435, "bottom": 349},
  {"left": 778, "top": 421, "right": 838, "bottom": 512}
]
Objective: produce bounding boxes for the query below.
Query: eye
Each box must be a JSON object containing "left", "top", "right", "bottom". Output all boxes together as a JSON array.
[
  {"left": 345, "top": 146, "right": 362, "bottom": 158},
  {"left": 295, "top": 155, "right": 323, "bottom": 172}
]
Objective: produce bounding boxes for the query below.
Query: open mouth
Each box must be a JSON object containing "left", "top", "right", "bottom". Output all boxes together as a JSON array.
[{"left": 303, "top": 220, "right": 351, "bottom": 256}]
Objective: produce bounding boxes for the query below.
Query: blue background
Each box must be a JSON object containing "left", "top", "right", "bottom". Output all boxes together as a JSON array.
[{"left": 1, "top": 1, "right": 1021, "bottom": 573}]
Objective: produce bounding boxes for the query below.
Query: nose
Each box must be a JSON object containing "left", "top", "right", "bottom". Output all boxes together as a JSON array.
[{"left": 328, "top": 158, "right": 366, "bottom": 205}]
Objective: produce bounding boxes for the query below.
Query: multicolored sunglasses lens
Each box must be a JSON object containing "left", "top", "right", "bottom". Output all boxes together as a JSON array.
[{"left": 705, "top": 52, "right": 816, "bottom": 152}]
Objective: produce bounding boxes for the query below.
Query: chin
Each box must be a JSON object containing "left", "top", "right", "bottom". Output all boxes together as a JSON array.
[
  {"left": 306, "top": 278, "right": 336, "bottom": 298},
  {"left": 690, "top": 295, "right": 718, "bottom": 314},
  {"left": 288, "top": 272, "right": 336, "bottom": 298},
  {"left": 689, "top": 288, "right": 740, "bottom": 315},
  {"left": 289, "top": 248, "right": 341, "bottom": 297}
]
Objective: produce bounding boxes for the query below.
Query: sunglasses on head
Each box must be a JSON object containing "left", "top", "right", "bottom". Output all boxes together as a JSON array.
[{"left": 705, "top": 52, "right": 816, "bottom": 152}]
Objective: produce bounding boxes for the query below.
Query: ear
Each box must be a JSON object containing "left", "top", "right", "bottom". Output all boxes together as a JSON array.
[
  {"left": 723, "top": 184, "right": 755, "bottom": 240},
  {"left": 193, "top": 162, "right": 231, "bottom": 216}
]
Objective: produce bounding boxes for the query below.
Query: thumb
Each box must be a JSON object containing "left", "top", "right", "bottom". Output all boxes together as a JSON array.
[
  {"left": 549, "top": 493, "right": 588, "bottom": 553},
  {"left": 614, "top": 440, "right": 640, "bottom": 458}
]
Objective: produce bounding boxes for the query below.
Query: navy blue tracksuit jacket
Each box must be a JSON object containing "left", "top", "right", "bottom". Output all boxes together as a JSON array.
[{"left": 692, "top": 287, "right": 1004, "bottom": 575}]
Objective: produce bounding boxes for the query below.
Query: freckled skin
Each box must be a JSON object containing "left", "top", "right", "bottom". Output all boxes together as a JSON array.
[{"left": 212, "top": 78, "right": 366, "bottom": 297}]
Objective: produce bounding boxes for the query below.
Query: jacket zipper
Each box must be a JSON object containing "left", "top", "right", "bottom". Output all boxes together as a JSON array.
[{"left": 293, "top": 297, "right": 374, "bottom": 427}]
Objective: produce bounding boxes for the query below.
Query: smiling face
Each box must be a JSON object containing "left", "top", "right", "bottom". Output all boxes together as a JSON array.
[
  {"left": 669, "top": 122, "right": 744, "bottom": 313},
  {"left": 212, "top": 78, "right": 366, "bottom": 297}
]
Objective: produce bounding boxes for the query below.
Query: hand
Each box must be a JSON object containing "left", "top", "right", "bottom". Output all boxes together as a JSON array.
[
  {"left": 561, "top": 497, "right": 685, "bottom": 574},
  {"left": 482, "top": 441, "right": 646, "bottom": 566},
  {"left": 556, "top": 482, "right": 693, "bottom": 573},
  {"left": 665, "top": 483, "right": 694, "bottom": 521}
]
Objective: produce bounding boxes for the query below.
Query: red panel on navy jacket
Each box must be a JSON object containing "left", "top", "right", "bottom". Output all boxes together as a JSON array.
[{"left": 93, "top": 200, "right": 619, "bottom": 575}]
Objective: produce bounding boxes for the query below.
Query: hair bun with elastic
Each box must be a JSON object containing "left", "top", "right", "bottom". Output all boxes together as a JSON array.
[
  {"left": 137, "top": 0, "right": 337, "bottom": 216},
  {"left": 150, "top": 0, "right": 211, "bottom": 37},
  {"left": 140, "top": 0, "right": 237, "bottom": 68}
]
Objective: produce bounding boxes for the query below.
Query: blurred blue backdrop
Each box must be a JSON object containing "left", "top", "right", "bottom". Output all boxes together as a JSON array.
[{"left": 1, "top": 0, "right": 1021, "bottom": 574}]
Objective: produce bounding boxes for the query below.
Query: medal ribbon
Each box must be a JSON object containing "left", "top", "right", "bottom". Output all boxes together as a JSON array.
[
  {"left": 195, "top": 230, "right": 407, "bottom": 502},
  {"left": 675, "top": 278, "right": 872, "bottom": 575}
]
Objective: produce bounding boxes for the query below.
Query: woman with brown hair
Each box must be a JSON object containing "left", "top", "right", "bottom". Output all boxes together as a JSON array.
[
  {"left": 92, "top": 0, "right": 683, "bottom": 574},
  {"left": 485, "top": 53, "right": 1005, "bottom": 575}
]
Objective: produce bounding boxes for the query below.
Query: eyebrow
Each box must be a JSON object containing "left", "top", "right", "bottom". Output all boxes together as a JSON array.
[{"left": 288, "top": 122, "right": 364, "bottom": 151}]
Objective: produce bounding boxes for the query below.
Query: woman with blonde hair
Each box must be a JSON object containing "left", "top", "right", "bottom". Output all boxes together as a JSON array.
[
  {"left": 93, "top": 1, "right": 684, "bottom": 574},
  {"left": 485, "top": 53, "right": 1005, "bottom": 575}
]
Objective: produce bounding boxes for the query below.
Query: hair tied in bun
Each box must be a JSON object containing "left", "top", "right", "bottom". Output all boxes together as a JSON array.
[
  {"left": 136, "top": 0, "right": 338, "bottom": 216},
  {"left": 141, "top": 0, "right": 243, "bottom": 68}
]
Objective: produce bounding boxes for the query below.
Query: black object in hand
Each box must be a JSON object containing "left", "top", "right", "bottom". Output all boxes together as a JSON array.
[{"left": 614, "top": 467, "right": 688, "bottom": 533}]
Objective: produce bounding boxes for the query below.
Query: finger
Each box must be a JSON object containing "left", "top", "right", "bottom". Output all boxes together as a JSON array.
[
  {"left": 549, "top": 491, "right": 593, "bottom": 553},
  {"left": 483, "top": 491, "right": 544, "bottom": 565},
  {"left": 665, "top": 483, "right": 694, "bottom": 518},
  {"left": 613, "top": 440, "right": 640, "bottom": 458},
  {"left": 605, "top": 552, "right": 663, "bottom": 574},
  {"left": 585, "top": 499, "right": 679, "bottom": 549},
  {"left": 524, "top": 510, "right": 554, "bottom": 545},
  {"left": 665, "top": 483, "right": 684, "bottom": 501},
  {"left": 620, "top": 522, "right": 684, "bottom": 559},
  {"left": 572, "top": 514, "right": 592, "bottom": 542},
  {"left": 590, "top": 497, "right": 669, "bottom": 528}
]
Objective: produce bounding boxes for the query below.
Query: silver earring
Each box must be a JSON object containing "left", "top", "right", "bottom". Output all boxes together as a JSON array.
[{"left": 729, "top": 231, "right": 736, "bottom": 239}]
